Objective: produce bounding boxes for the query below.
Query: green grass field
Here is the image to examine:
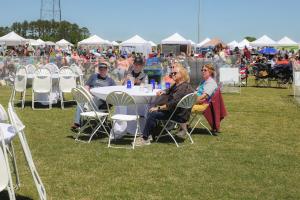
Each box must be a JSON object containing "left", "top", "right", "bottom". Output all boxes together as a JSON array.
[{"left": 0, "top": 82, "right": 300, "bottom": 200}]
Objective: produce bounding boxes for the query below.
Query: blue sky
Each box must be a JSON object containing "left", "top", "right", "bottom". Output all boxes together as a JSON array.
[{"left": 0, "top": 0, "right": 299, "bottom": 43}]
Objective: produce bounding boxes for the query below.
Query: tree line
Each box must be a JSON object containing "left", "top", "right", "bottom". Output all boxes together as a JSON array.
[{"left": 0, "top": 20, "right": 90, "bottom": 45}]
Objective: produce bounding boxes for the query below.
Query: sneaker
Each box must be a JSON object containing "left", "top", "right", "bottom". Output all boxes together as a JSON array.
[
  {"left": 134, "top": 137, "right": 151, "bottom": 146},
  {"left": 176, "top": 129, "right": 187, "bottom": 138},
  {"left": 70, "top": 123, "right": 80, "bottom": 132}
]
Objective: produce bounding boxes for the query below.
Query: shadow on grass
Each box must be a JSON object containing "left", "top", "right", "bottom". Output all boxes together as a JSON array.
[
  {"left": 0, "top": 191, "right": 33, "bottom": 200},
  {"left": 13, "top": 101, "right": 76, "bottom": 109},
  {"left": 187, "top": 127, "right": 213, "bottom": 136}
]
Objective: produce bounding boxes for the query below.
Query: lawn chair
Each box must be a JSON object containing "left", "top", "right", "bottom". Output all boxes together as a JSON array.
[
  {"left": 7, "top": 103, "right": 47, "bottom": 200},
  {"left": 71, "top": 88, "right": 109, "bottom": 143},
  {"left": 0, "top": 104, "right": 20, "bottom": 188},
  {"left": 32, "top": 68, "right": 52, "bottom": 109},
  {"left": 12, "top": 67, "right": 27, "bottom": 109},
  {"left": 59, "top": 67, "right": 76, "bottom": 109},
  {"left": 70, "top": 63, "right": 84, "bottom": 86},
  {"left": 155, "top": 93, "right": 196, "bottom": 147},
  {"left": 105, "top": 91, "right": 140, "bottom": 149},
  {"left": 0, "top": 139, "right": 15, "bottom": 200}
]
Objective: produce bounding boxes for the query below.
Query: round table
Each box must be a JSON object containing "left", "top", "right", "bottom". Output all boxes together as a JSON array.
[
  {"left": 90, "top": 86, "right": 160, "bottom": 136},
  {"left": 90, "top": 85, "right": 160, "bottom": 104}
]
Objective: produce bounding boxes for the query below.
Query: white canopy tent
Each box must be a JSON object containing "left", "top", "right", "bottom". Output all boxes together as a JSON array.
[
  {"left": 29, "top": 38, "right": 45, "bottom": 46},
  {"left": 227, "top": 40, "right": 239, "bottom": 49},
  {"left": 78, "top": 35, "right": 109, "bottom": 46},
  {"left": 276, "top": 36, "right": 298, "bottom": 46},
  {"left": 148, "top": 41, "right": 157, "bottom": 47},
  {"left": 161, "top": 33, "right": 192, "bottom": 55},
  {"left": 188, "top": 39, "right": 196, "bottom": 46},
  {"left": 161, "top": 33, "right": 191, "bottom": 45},
  {"left": 238, "top": 39, "right": 251, "bottom": 49},
  {"left": 120, "top": 35, "right": 152, "bottom": 57},
  {"left": 56, "top": 39, "right": 73, "bottom": 47},
  {"left": 111, "top": 41, "right": 120, "bottom": 46},
  {"left": 45, "top": 41, "right": 56, "bottom": 46},
  {"left": 196, "top": 38, "right": 211, "bottom": 47},
  {"left": 0, "top": 31, "right": 28, "bottom": 46},
  {"left": 250, "top": 35, "right": 276, "bottom": 47}
]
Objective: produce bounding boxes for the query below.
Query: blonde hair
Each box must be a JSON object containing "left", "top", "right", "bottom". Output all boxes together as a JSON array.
[
  {"left": 203, "top": 63, "right": 216, "bottom": 78},
  {"left": 174, "top": 63, "right": 190, "bottom": 83}
]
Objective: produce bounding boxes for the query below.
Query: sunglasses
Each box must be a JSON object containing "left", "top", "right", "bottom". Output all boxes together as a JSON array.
[{"left": 169, "top": 72, "right": 178, "bottom": 77}]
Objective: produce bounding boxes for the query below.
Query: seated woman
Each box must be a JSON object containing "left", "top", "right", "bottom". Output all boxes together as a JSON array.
[
  {"left": 135, "top": 63, "right": 194, "bottom": 146},
  {"left": 192, "top": 63, "right": 218, "bottom": 113}
]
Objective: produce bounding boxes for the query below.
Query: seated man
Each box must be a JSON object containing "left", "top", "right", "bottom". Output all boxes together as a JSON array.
[
  {"left": 123, "top": 56, "right": 148, "bottom": 85},
  {"left": 135, "top": 63, "right": 194, "bottom": 146},
  {"left": 71, "top": 62, "right": 116, "bottom": 130}
]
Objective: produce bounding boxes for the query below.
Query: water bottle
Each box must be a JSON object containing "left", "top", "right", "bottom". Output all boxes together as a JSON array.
[
  {"left": 144, "top": 75, "right": 149, "bottom": 84},
  {"left": 150, "top": 79, "right": 155, "bottom": 89},
  {"left": 126, "top": 79, "right": 132, "bottom": 89}
]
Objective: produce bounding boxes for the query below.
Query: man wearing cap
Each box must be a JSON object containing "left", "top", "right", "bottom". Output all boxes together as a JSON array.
[
  {"left": 71, "top": 62, "right": 116, "bottom": 130},
  {"left": 123, "top": 56, "right": 148, "bottom": 85}
]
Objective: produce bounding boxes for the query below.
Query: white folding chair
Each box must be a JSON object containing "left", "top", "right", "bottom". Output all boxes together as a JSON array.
[
  {"left": 24, "top": 64, "right": 36, "bottom": 75},
  {"left": 0, "top": 104, "right": 20, "bottom": 188},
  {"left": 155, "top": 93, "right": 196, "bottom": 147},
  {"left": 7, "top": 103, "right": 47, "bottom": 200},
  {"left": 70, "top": 63, "right": 84, "bottom": 86},
  {"left": 44, "top": 63, "right": 59, "bottom": 74},
  {"left": 0, "top": 139, "right": 16, "bottom": 200},
  {"left": 32, "top": 68, "right": 52, "bottom": 109},
  {"left": 12, "top": 67, "right": 27, "bottom": 109},
  {"left": 105, "top": 91, "right": 140, "bottom": 149},
  {"left": 59, "top": 67, "right": 76, "bottom": 109},
  {"left": 71, "top": 88, "right": 109, "bottom": 143}
]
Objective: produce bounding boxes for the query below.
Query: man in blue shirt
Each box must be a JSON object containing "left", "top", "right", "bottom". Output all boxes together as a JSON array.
[{"left": 72, "top": 62, "right": 116, "bottom": 130}]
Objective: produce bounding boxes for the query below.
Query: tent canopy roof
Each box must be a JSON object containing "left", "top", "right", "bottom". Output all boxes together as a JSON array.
[
  {"left": 196, "top": 38, "right": 211, "bottom": 47},
  {"left": 78, "top": 35, "right": 108, "bottom": 45},
  {"left": 120, "top": 35, "right": 149, "bottom": 46},
  {"left": 56, "top": 39, "right": 73, "bottom": 46},
  {"left": 0, "top": 31, "right": 28, "bottom": 44},
  {"left": 111, "top": 41, "right": 120, "bottom": 46},
  {"left": 277, "top": 36, "right": 298, "bottom": 46},
  {"left": 202, "top": 38, "right": 226, "bottom": 48},
  {"left": 251, "top": 35, "right": 276, "bottom": 46},
  {"left": 148, "top": 41, "right": 157, "bottom": 47},
  {"left": 161, "top": 33, "right": 191, "bottom": 45}
]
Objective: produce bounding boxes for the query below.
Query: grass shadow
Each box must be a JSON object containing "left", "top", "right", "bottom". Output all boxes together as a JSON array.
[{"left": 0, "top": 191, "right": 33, "bottom": 200}]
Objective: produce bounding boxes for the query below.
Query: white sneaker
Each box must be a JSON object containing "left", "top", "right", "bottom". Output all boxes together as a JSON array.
[
  {"left": 176, "top": 130, "right": 187, "bottom": 138},
  {"left": 134, "top": 137, "right": 151, "bottom": 146}
]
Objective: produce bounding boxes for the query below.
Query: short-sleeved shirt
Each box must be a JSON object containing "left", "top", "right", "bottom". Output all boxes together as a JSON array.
[
  {"left": 85, "top": 74, "right": 116, "bottom": 88},
  {"left": 125, "top": 69, "right": 148, "bottom": 85},
  {"left": 197, "top": 77, "right": 218, "bottom": 101}
]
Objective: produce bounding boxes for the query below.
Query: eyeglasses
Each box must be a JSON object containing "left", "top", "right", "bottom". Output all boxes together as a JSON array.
[{"left": 201, "top": 69, "right": 208, "bottom": 72}]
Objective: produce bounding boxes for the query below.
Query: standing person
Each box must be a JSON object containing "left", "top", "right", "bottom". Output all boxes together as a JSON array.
[
  {"left": 71, "top": 62, "right": 116, "bottom": 130},
  {"left": 135, "top": 63, "right": 194, "bottom": 146},
  {"left": 123, "top": 56, "right": 148, "bottom": 85}
]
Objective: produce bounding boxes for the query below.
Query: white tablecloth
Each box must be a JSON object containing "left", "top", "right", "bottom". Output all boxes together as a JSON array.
[{"left": 90, "top": 86, "right": 159, "bottom": 136}]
